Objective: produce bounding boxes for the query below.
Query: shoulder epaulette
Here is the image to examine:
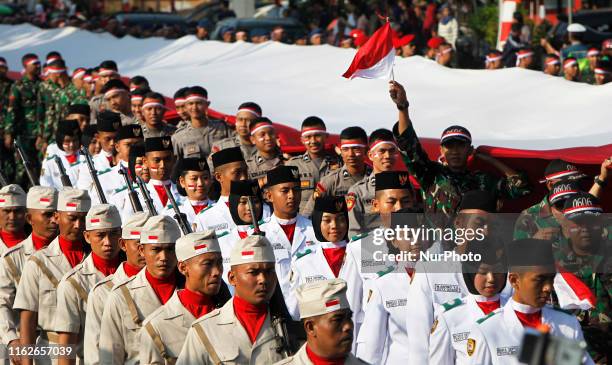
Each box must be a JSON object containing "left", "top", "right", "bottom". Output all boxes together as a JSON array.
[
  {"left": 92, "top": 275, "right": 114, "bottom": 291},
  {"left": 249, "top": 219, "right": 267, "bottom": 229},
  {"left": 114, "top": 185, "right": 128, "bottom": 194},
  {"left": 216, "top": 231, "right": 229, "bottom": 238},
  {"left": 200, "top": 205, "right": 214, "bottom": 213},
  {"left": 476, "top": 310, "right": 499, "bottom": 324},
  {"left": 97, "top": 168, "right": 112, "bottom": 176},
  {"left": 296, "top": 249, "right": 312, "bottom": 259},
  {"left": 376, "top": 265, "right": 395, "bottom": 278},
  {"left": 442, "top": 298, "right": 464, "bottom": 312},
  {"left": 70, "top": 160, "right": 82, "bottom": 167},
  {"left": 45, "top": 154, "right": 55, "bottom": 161},
  {"left": 112, "top": 275, "right": 136, "bottom": 291},
  {"left": 350, "top": 232, "right": 369, "bottom": 242}
]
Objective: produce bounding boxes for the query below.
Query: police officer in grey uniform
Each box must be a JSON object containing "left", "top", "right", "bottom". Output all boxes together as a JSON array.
[
  {"left": 245, "top": 117, "right": 284, "bottom": 182},
  {"left": 140, "top": 92, "right": 177, "bottom": 139},
  {"left": 172, "top": 86, "right": 235, "bottom": 160},
  {"left": 212, "top": 102, "right": 261, "bottom": 159},
  {"left": 286, "top": 117, "right": 341, "bottom": 217},
  {"left": 89, "top": 60, "right": 120, "bottom": 125},
  {"left": 172, "top": 87, "right": 190, "bottom": 132},
  {"left": 347, "top": 129, "right": 400, "bottom": 237},
  {"left": 307, "top": 127, "right": 370, "bottom": 211},
  {"left": 100, "top": 79, "right": 138, "bottom": 126}
]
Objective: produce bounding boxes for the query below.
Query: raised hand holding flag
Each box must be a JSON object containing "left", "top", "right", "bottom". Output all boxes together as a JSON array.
[{"left": 342, "top": 21, "right": 395, "bottom": 80}]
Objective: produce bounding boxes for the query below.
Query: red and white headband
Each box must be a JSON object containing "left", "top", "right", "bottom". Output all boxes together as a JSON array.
[
  {"left": 46, "top": 66, "right": 66, "bottom": 74},
  {"left": 104, "top": 88, "right": 127, "bottom": 99},
  {"left": 131, "top": 95, "right": 143, "bottom": 102},
  {"left": 98, "top": 68, "right": 117, "bottom": 76},
  {"left": 46, "top": 56, "right": 61, "bottom": 64},
  {"left": 340, "top": 139, "right": 366, "bottom": 148},
  {"left": 185, "top": 94, "right": 208, "bottom": 103},
  {"left": 440, "top": 131, "right": 472, "bottom": 143},
  {"left": 563, "top": 59, "right": 577, "bottom": 69},
  {"left": 485, "top": 55, "right": 502, "bottom": 63},
  {"left": 142, "top": 101, "right": 166, "bottom": 110},
  {"left": 543, "top": 169, "right": 579, "bottom": 181},
  {"left": 23, "top": 57, "right": 40, "bottom": 66},
  {"left": 237, "top": 107, "right": 261, "bottom": 118},
  {"left": 516, "top": 51, "right": 533, "bottom": 59},
  {"left": 301, "top": 127, "right": 327, "bottom": 137},
  {"left": 545, "top": 58, "right": 560, "bottom": 66},
  {"left": 72, "top": 69, "right": 86, "bottom": 79},
  {"left": 250, "top": 122, "right": 274, "bottom": 135},
  {"left": 174, "top": 97, "right": 185, "bottom": 106},
  {"left": 83, "top": 75, "right": 93, "bottom": 83},
  {"left": 594, "top": 67, "right": 611, "bottom": 75},
  {"left": 440, "top": 47, "right": 452, "bottom": 55},
  {"left": 563, "top": 205, "right": 603, "bottom": 215},
  {"left": 587, "top": 49, "right": 600, "bottom": 57},
  {"left": 369, "top": 140, "right": 398, "bottom": 152}
]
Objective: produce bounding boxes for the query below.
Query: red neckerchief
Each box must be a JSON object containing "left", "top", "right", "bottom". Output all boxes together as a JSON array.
[
  {"left": 279, "top": 222, "right": 296, "bottom": 243},
  {"left": 58, "top": 236, "right": 84, "bottom": 268},
  {"left": 233, "top": 295, "right": 267, "bottom": 344},
  {"left": 192, "top": 204, "right": 207, "bottom": 215},
  {"left": 65, "top": 154, "right": 77, "bottom": 164},
  {"left": 405, "top": 266, "right": 415, "bottom": 279},
  {"left": 238, "top": 231, "right": 249, "bottom": 239},
  {"left": 476, "top": 300, "right": 501, "bottom": 315},
  {"left": 152, "top": 185, "right": 169, "bottom": 206},
  {"left": 322, "top": 246, "right": 346, "bottom": 278},
  {"left": 515, "top": 311, "right": 542, "bottom": 328},
  {"left": 32, "top": 233, "right": 53, "bottom": 251},
  {"left": 0, "top": 231, "right": 26, "bottom": 248},
  {"left": 306, "top": 346, "right": 346, "bottom": 365},
  {"left": 178, "top": 288, "right": 215, "bottom": 319},
  {"left": 123, "top": 262, "right": 142, "bottom": 277},
  {"left": 106, "top": 155, "right": 114, "bottom": 166},
  {"left": 91, "top": 252, "right": 120, "bottom": 276},
  {"left": 145, "top": 269, "right": 176, "bottom": 304}
]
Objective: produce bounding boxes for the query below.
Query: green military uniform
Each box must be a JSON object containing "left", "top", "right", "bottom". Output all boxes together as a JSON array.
[
  {"left": 554, "top": 237, "right": 612, "bottom": 360},
  {"left": 4, "top": 75, "right": 44, "bottom": 186},
  {"left": 40, "top": 81, "right": 87, "bottom": 144},
  {"left": 582, "top": 68, "right": 596, "bottom": 85},
  {"left": 0, "top": 75, "right": 15, "bottom": 182},
  {"left": 513, "top": 196, "right": 561, "bottom": 240},
  {"left": 394, "top": 123, "right": 530, "bottom": 226}
]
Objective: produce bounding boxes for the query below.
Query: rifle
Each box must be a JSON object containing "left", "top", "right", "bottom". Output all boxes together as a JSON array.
[
  {"left": 80, "top": 147, "right": 107, "bottom": 204},
  {"left": 136, "top": 176, "right": 157, "bottom": 215},
  {"left": 118, "top": 165, "right": 143, "bottom": 213},
  {"left": 0, "top": 171, "right": 7, "bottom": 187},
  {"left": 53, "top": 155, "right": 73, "bottom": 187},
  {"left": 14, "top": 138, "right": 37, "bottom": 186},
  {"left": 164, "top": 184, "right": 192, "bottom": 235},
  {"left": 248, "top": 196, "right": 263, "bottom": 235}
]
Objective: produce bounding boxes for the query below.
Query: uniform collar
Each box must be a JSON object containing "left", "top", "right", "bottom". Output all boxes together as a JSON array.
[
  {"left": 538, "top": 196, "right": 553, "bottom": 219},
  {"left": 320, "top": 240, "right": 347, "bottom": 249},
  {"left": 273, "top": 214, "right": 297, "bottom": 225}
]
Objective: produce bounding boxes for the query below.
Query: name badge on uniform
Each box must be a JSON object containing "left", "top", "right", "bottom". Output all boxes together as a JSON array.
[
  {"left": 496, "top": 346, "right": 519, "bottom": 356},
  {"left": 185, "top": 143, "right": 199, "bottom": 156},
  {"left": 434, "top": 284, "right": 460, "bottom": 293},
  {"left": 305, "top": 275, "right": 327, "bottom": 283},
  {"left": 300, "top": 180, "right": 311, "bottom": 189},
  {"left": 452, "top": 332, "right": 469, "bottom": 342},
  {"left": 274, "top": 248, "right": 290, "bottom": 261},
  {"left": 385, "top": 298, "right": 407, "bottom": 308},
  {"left": 209, "top": 223, "right": 228, "bottom": 231}
]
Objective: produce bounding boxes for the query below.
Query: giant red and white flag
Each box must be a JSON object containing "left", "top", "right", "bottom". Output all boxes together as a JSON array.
[
  {"left": 554, "top": 271, "right": 597, "bottom": 310},
  {"left": 342, "top": 22, "right": 395, "bottom": 80}
]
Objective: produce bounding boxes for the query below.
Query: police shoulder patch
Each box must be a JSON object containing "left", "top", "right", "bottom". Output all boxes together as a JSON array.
[
  {"left": 350, "top": 232, "right": 369, "bottom": 242},
  {"left": 296, "top": 249, "right": 312, "bottom": 260},
  {"left": 442, "top": 298, "right": 464, "bottom": 312},
  {"left": 467, "top": 338, "right": 476, "bottom": 356},
  {"left": 346, "top": 193, "right": 356, "bottom": 211},
  {"left": 476, "top": 310, "right": 499, "bottom": 324}
]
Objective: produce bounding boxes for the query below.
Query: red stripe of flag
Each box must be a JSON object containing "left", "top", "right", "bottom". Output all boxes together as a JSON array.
[
  {"left": 194, "top": 243, "right": 208, "bottom": 250},
  {"left": 325, "top": 299, "right": 340, "bottom": 307},
  {"left": 342, "top": 22, "right": 394, "bottom": 79}
]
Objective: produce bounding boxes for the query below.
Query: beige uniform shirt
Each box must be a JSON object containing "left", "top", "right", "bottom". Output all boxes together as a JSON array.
[
  {"left": 141, "top": 122, "right": 177, "bottom": 139},
  {"left": 54, "top": 254, "right": 107, "bottom": 360},
  {"left": 303, "top": 166, "right": 370, "bottom": 215},
  {"left": 83, "top": 263, "right": 131, "bottom": 365},
  {"left": 347, "top": 174, "right": 380, "bottom": 237},
  {"left": 245, "top": 150, "right": 284, "bottom": 180},
  {"left": 99, "top": 269, "right": 171, "bottom": 365},
  {"left": 89, "top": 94, "right": 104, "bottom": 125},
  {"left": 13, "top": 238, "right": 77, "bottom": 364},
  {"left": 286, "top": 152, "right": 341, "bottom": 217},
  {"left": 0, "top": 235, "right": 39, "bottom": 345},
  {"left": 119, "top": 112, "right": 138, "bottom": 126},
  {"left": 212, "top": 135, "right": 257, "bottom": 158},
  {"left": 139, "top": 291, "right": 196, "bottom": 365},
  {"left": 176, "top": 298, "right": 284, "bottom": 365},
  {"left": 273, "top": 344, "right": 369, "bottom": 365},
  {"left": 172, "top": 119, "right": 235, "bottom": 160}
]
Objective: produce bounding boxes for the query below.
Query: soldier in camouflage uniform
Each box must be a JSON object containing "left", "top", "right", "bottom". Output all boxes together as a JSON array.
[
  {"left": 554, "top": 193, "right": 612, "bottom": 362},
  {"left": 514, "top": 158, "right": 610, "bottom": 241},
  {"left": 286, "top": 116, "right": 340, "bottom": 217},
  {"left": 389, "top": 80, "right": 531, "bottom": 227},
  {"left": 0, "top": 56, "right": 15, "bottom": 182},
  {"left": 3, "top": 54, "right": 44, "bottom": 187}
]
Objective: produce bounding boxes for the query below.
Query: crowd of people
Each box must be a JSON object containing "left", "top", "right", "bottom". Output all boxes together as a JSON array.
[{"left": 0, "top": 49, "right": 610, "bottom": 365}]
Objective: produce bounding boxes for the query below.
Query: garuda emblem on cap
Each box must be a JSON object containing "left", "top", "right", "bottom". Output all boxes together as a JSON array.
[
  {"left": 198, "top": 160, "right": 206, "bottom": 170},
  {"left": 291, "top": 169, "right": 299, "bottom": 179},
  {"left": 113, "top": 121, "right": 120, "bottom": 130},
  {"left": 252, "top": 185, "right": 259, "bottom": 195},
  {"left": 133, "top": 127, "right": 141, "bottom": 136},
  {"left": 162, "top": 139, "right": 170, "bottom": 148},
  {"left": 335, "top": 200, "right": 344, "bottom": 212},
  {"left": 399, "top": 174, "right": 409, "bottom": 186}
]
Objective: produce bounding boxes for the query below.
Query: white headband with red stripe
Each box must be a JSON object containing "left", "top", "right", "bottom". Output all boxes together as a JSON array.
[
  {"left": 72, "top": 69, "right": 86, "bottom": 79},
  {"left": 301, "top": 127, "right": 327, "bottom": 137},
  {"left": 174, "top": 97, "right": 185, "bottom": 106},
  {"left": 237, "top": 107, "right": 261, "bottom": 118},
  {"left": 485, "top": 55, "right": 502, "bottom": 63},
  {"left": 369, "top": 140, "right": 398, "bottom": 152},
  {"left": 142, "top": 101, "right": 166, "bottom": 110},
  {"left": 98, "top": 68, "right": 117, "bottom": 76},
  {"left": 587, "top": 49, "right": 600, "bottom": 57},
  {"left": 340, "top": 139, "right": 366, "bottom": 148},
  {"left": 250, "top": 122, "right": 274, "bottom": 135},
  {"left": 563, "top": 59, "right": 577, "bottom": 69},
  {"left": 24, "top": 57, "right": 39, "bottom": 66},
  {"left": 185, "top": 94, "right": 208, "bottom": 103},
  {"left": 104, "top": 88, "right": 127, "bottom": 99}
]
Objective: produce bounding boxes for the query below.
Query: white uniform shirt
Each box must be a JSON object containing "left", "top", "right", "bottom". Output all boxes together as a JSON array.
[
  {"left": 161, "top": 195, "right": 214, "bottom": 232},
  {"left": 467, "top": 299, "right": 594, "bottom": 365},
  {"left": 289, "top": 241, "right": 364, "bottom": 340},
  {"left": 39, "top": 145, "right": 86, "bottom": 189},
  {"left": 356, "top": 266, "right": 413, "bottom": 365},
  {"left": 77, "top": 149, "right": 113, "bottom": 193},
  {"left": 429, "top": 294, "right": 509, "bottom": 365},
  {"left": 258, "top": 214, "right": 318, "bottom": 300},
  {"left": 93, "top": 160, "right": 130, "bottom": 204}
]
